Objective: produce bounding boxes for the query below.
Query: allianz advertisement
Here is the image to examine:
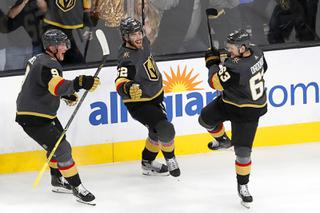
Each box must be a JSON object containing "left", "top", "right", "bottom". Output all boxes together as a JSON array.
[{"left": 1, "top": 47, "right": 320, "bottom": 154}]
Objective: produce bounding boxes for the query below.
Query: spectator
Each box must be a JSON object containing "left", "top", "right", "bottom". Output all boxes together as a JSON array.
[
  {"left": 151, "top": 0, "right": 199, "bottom": 55},
  {"left": 151, "top": 0, "right": 242, "bottom": 55},
  {"left": 268, "top": 0, "right": 319, "bottom": 43},
  {"left": 208, "top": 0, "right": 242, "bottom": 49},
  {"left": 7, "top": 0, "right": 45, "bottom": 56},
  {"left": 134, "top": 0, "right": 161, "bottom": 45},
  {"left": 237, "top": 0, "right": 270, "bottom": 45},
  {"left": 91, "top": 0, "right": 124, "bottom": 59},
  {"left": 0, "top": 1, "right": 36, "bottom": 71},
  {"left": 179, "top": 0, "right": 209, "bottom": 53},
  {"left": 36, "top": 0, "right": 95, "bottom": 64}
]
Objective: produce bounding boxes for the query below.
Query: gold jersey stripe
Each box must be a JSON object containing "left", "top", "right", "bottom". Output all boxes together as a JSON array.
[
  {"left": 115, "top": 78, "right": 130, "bottom": 90},
  {"left": 44, "top": 19, "right": 83, "bottom": 29},
  {"left": 205, "top": 55, "right": 219, "bottom": 63},
  {"left": 222, "top": 99, "right": 267, "bottom": 108},
  {"left": 123, "top": 88, "right": 164, "bottom": 103},
  {"left": 145, "top": 138, "right": 160, "bottom": 153},
  {"left": 211, "top": 73, "right": 223, "bottom": 91},
  {"left": 16, "top": 112, "right": 56, "bottom": 119},
  {"left": 48, "top": 76, "right": 64, "bottom": 96}
]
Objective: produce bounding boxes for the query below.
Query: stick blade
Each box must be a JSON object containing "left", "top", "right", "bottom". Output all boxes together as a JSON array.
[
  {"left": 96, "top": 29, "right": 110, "bottom": 56},
  {"left": 206, "top": 8, "right": 218, "bottom": 16}
]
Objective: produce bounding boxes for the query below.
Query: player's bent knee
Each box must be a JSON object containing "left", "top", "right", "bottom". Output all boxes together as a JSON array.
[
  {"left": 55, "top": 140, "right": 73, "bottom": 163},
  {"left": 235, "top": 146, "right": 252, "bottom": 164},
  {"left": 199, "top": 114, "right": 214, "bottom": 129},
  {"left": 198, "top": 115, "right": 221, "bottom": 132},
  {"left": 148, "top": 129, "right": 158, "bottom": 141},
  {"left": 155, "top": 120, "right": 175, "bottom": 143}
]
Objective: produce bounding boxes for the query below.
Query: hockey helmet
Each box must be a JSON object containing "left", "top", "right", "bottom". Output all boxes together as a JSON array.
[
  {"left": 42, "top": 29, "right": 71, "bottom": 50},
  {"left": 120, "top": 17, "right": 143, "bottom": 36},
  {"left": 226, "top": 29, "right": 251, "bottom": 48}
]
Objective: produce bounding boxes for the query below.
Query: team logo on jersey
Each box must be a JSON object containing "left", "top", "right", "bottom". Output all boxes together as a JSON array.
[
  {"left": 163, "top": 65, "right": 203, "bottom": 93},
  {"left": 56, "top": 0, "right": 76, "bottom": 12},
  {"left": 144, "top": 56, "right": 159, "bottom": 81},
  {"left": 123, "top": 51, "right": 130, "bottom": 59},
  {"left": 232, "top": 57, "right": 240, "bottom": 64}
]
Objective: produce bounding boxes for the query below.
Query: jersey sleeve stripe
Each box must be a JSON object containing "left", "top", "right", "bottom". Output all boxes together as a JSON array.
[
  {"left": 43, "top": 19, "right": 84, "bottom": 29},
  {"left": 205, "top": 55, "right": 220, "bottom": 63},
  {"left": 210, "top": 73, "right": 224, "bottom": 91},
  {"left": 115, "top": 78, "right": 130, "bottom": 91},
  {"left": 116, "top": 82, "right": 126, "bottom": 93},
  {"left": 48, "top": 76, "right": 65, "bottom": 96}
]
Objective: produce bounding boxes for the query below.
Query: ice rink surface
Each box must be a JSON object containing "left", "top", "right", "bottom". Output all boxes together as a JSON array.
[{"left": 1, "top": 142, "right": 320, "bottom": 213}]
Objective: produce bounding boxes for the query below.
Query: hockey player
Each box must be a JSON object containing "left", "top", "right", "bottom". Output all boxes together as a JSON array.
[
  {"left": 115, "top": 17, "right": 180, "bottom": 177},
  {"left": 16, "top": 29, "right": 100, "bottom": 205},
  {"left": 198, "top": 29, "right": 268, "bottom": 207}
]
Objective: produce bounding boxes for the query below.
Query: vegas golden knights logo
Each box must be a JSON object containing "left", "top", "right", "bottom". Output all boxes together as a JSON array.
[
  {"left": 56, "top": 0, "right": 76, "bottom": 12},
  {"left": 144, "top": 56, "right": 159, "bottom": 81}
]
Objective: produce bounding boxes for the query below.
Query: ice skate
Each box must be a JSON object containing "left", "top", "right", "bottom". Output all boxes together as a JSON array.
[
  {"left": 237, "top": 183, "right": 253, "bottom": 209},
  {"left": 208, "top": 133, "right": 232, "bottom": 150},
  {"left": 165, "top": 157, "right": 180, "bottom": 177},
  {"left": 51, "top": 176, "right": 72, "bottom": 194},
  {"left": 142, "top": 159, "right": 169, "bottom": 176},
  {"left": 72, "top": 184, "right": 96, "bottom": 206}
]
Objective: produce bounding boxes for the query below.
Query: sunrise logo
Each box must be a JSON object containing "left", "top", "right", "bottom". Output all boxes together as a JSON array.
[
  {"left": 162, "top": 65, "right": 218, "bottom": 121},
  {"left": 163, "top": 65, "right": 203, "bottom": 93}
]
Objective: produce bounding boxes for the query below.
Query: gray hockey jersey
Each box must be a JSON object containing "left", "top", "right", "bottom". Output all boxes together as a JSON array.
[
  {"left": 16, "top": 53, "right": 75, "bottom": 123},
  {"left": 208, "top": 45, "right": 268, "bottom": 108},
  {"left": 43, "top": 0, "right": 91, "bottom": 29},
  {"left": 115, "top": 37, "right": 163, "bottom": 104}
]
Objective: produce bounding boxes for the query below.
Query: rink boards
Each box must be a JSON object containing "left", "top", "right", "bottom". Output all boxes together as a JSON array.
[{"left": 0, "top": 46, "right": 320, "bottom": 174}]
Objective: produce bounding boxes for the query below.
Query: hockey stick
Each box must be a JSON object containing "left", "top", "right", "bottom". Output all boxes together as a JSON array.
[
  {"left": 141, "top": 0, "right": 145, "bottom": 26},
  {"left": 205, "top": 8, "right": 218, "bottom": 50},
  {"left": 83, "top": 28, "right": 92, "bottom": 61},
  {"left": 206, "top": 8, "right": 226, "bottom": 50},
  {"left": 33, "top": 29, "right": 110, "bottom": 188}
]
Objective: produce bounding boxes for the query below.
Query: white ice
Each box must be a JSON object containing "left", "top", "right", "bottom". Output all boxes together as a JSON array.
[{"left": 1, "top": 142, "right": 320, "bottom": 213}]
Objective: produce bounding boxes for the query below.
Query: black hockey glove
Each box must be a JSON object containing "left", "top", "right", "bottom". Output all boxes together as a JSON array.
[
  {"left": 205, "top": 48, "right": 220, "bottom": 69},
  {"left": 61, "top": 93, "right": 79, "bottom": 106},
  {"left": 219, "top": 49, "right": 230, "bottom": 63},
  {"left": 73, "top": 75, "right": 100, "bottom": 92}
]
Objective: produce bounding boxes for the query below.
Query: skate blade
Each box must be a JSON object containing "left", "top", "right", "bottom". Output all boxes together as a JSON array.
[
  {"left": 52, "top": 187, "right": 72, "bottom": 194},
  {"left": 142, "top": 170, "right": 169, "bottom": 176},
  {"left": 240, "top": 201, "right": 251, "bottom": 209},
  {"left": 76, "top": 198, "right": 96, "bottom": 206}
]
